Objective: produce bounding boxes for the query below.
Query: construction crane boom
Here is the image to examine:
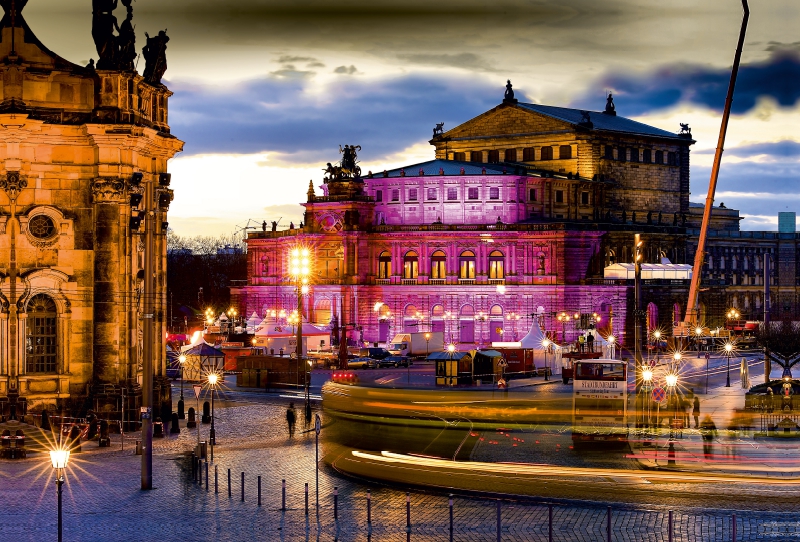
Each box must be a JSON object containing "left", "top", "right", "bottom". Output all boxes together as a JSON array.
[{"left": 682, "top": 0, "right": 750, "bottom": 331}]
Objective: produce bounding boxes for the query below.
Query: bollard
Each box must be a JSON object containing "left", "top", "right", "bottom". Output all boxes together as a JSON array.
[
  {"left": 733, "top": 513, "right": 737, "bottom": 542},
  {"left": 668, "top": 510, "right": 673, "bottom": 542},
  {"left": 205, "top": 461, "right": 209, "bottom": 491},
  {"left": 607, "top": 506, "right": 612, "bottom": 542},
  {"left": 215, "top": 465, "right": 218, "bottom": 494},
  {"left": 334, "top": 487, "right": 338, "bottom": 521},
  {"left": 367, "top": 489, "right": 372, "bottom": 525},
  {"left": 496, "top": 500, "right": 501, "bottom": 542},
  {"left": 282, "top": 479, "right": 286, "bottom": 511},
  {"left": 305, "top": 483, "right": 309, "bottom": 516},
  {"left": 258, "top": 476, "right": 262, "bottom": 507},
  {"left": 549, "top": 504, "right": 553, "bottom": 542},
  {"left": 191, "top": 453, "right": 196, "bottom": 480},
  {"left": 448, "top": 495, "right": 453, "bottom": 542},
  {"left": 406, "top": 492, "right": 411, "bottom": 533},
  {"left": 228, "top": 469, "right": 232, "bottom": 498},
  {"left": 241, "top": 472, "right": 245, "bottom": 502}
]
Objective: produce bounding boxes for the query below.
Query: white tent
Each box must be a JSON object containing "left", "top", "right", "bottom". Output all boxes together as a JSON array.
[
  {"left": 519, "top": 319, "right": 562, "bottom": 375},
  {"left": 246, "top": 312, "right": 261, "bottom": 333}
]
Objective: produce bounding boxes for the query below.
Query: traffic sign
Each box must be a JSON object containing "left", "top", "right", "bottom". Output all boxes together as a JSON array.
[
  {"left": 649, "top": 359, "right": 656, "bottom": 367},
  {"left": 314, "top": 414, "right": 321, "bottom": 435},
  {"left": 652, "top": 387, "right": 666, "bottom": 403},
  {"left": 193, "top": 384, "right": 202, "bottom": 398}
]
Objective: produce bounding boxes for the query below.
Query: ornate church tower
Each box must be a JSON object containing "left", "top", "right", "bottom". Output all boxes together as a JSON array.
[{"left": 0, "top": 0, "right": 183, "bottom": 417}]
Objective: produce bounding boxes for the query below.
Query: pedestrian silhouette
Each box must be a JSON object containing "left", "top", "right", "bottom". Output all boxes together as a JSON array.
[{"left": 286, "top": 402, "right": 297, "bottom": 437}]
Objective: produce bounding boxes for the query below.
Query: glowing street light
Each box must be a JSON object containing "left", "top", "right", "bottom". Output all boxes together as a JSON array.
[
  {"left": 290, "top": 245, "right": 313, "bottom": 419},
  {"left": 607, "top": 334, "right": 616, "bottom": 359},
  {"left": 694, "top": 326, "right": 703, "bottom": 358},
  {"left": 425, "top": 332, "right": 431, "bottom": 355},
  {"left": 207, "top": 372, "right": 219, "bottom": 460},
  {"left": 50, "top": 448, "right": 70, "bottom": 542},
  {"left": 178, "top": 354, "right": 187, "bottom": 419},
  {"left": 724, "top": 341, "right": 734, "bottom": 387},
  {"left": 642, "top": 368, "right": 653, "bottom": 383},
  {"left": 541, "top": 338, "right": 552, "bottom": 381},
  {"left": 665, "top": 373, "right": 678, "bottom": 388}
]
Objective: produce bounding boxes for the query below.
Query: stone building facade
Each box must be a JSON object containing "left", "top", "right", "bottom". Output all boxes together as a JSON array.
[
  {"left": 233, "top": 85, "right": 799, "bottom": 347},
  {"left": 0, "top": 5, "right": 182, "bottom": 415}
]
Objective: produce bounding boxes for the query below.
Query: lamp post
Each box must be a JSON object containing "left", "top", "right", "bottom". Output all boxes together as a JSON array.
[
  {"left": 607, "top": 335, "right": 616, "bottom": 359},
  {"left": 289, "top": 246, "right": 312, "bottom": 419},
  {"left": 694, "top": 326, "right": 703, "bottom": 358},
  {"left": 50, "top": 448, "right": 70, "bottom": 542},
  {"left": 425, "top": 332, "right": 431, "bottom": 356},
  {"left": 208, "top": 372, "right": 218, "bottom": 460},
  {"left": 178, "top": 354, "right": 186, "bottom": 419},
  {"left": 542, "top": 339, "right": 551, "bottom": 381},
  {"left": 642, "top": 367, "right": 653, "bottom": 428},
  {"left": 724, "top": 342, "right": 733, "bottom": 387},
  {"left": 652, "top": 330, "right": 662, "bottom": 362}
]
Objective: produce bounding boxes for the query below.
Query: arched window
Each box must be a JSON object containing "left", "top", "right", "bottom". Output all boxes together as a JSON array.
[
  {"left": 559, "top": 145, "right": 572, "bottom": 159},
  {"left": 459, "top": 250, "right": 476, "bottom": 279},
  {"left": 488, "top": 250, "right": 505, "bottom": 279},
  {"left": 540, "top": 146, "right": 553, "bottom": 160},
  {"left": 604, "top": 249, "right": 616, "bottom": 268},
  {"left": 378, "top": 251, "right": 391, "bottom": 279},
  {"left": 26, "top": 294, "right": 57, "bottom": 373},
  {"left": 403, "top": 250, "right": 419, "bottom": 279},
  {"left": 487, "top": 150, "right": 500, "bottom": 163},
  {"left": 522, "top": 147, "right": 535, "bottom": 161},
  {"left": 431, "top": 250, "right": 447, "bottom": 279},
  {"left": 504, "top": 149, "right": 517, "bottom": 162}
]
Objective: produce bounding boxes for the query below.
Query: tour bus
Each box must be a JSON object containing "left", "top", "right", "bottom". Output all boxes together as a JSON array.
[{"left": 572, "top": 359, "right": 628, "bottom": 445}]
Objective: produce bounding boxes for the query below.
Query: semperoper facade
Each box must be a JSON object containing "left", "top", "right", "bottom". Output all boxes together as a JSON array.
[{"left": 0, "top": 1, "right": 182, "bottom": 417}]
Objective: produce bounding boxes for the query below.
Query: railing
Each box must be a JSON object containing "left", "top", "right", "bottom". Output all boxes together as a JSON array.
[
  {"left": 375, "top": 278, "right": 390, "bottom": 285},
  {"left": 401, "top": 278, "right": 417, "bottom": 285},
  {"left": 429, "top": 279, "right": 446, "bottom": 285},
  {"left": 488, "top": 279, "right": 505, "bottom": 285},
  {"left": 760, "top": 413, "right": 800, "bottom": 433},
  {"left": 458, "top": 278, "right": 476, "bottom": 285}
]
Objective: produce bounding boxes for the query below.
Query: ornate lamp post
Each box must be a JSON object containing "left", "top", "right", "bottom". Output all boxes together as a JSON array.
[
  {"left": 425, "top": 332, "right": 431, "bottom": 355},
  {"left": 542, "top": 338, "right": 551, "bottom": 381},
  {"left": 724, "top": 341, "right": 734, "bottom": 387},
  {"left": 50, "top": 448, "right": 70, "bottom": 542},
  {"left": 641, "top": 367, "right": 653, "bottom": 428},
  {"left": 178, "top": 354, "right": 186, "bottom": 419},
  {"left": 607, "top": 335, "right": 616, "bottom": 359},
  {"left": 208, "top": 372, "right": 218, "bottom": 458},
  {"left": 694, "top": 326, "right": 703, "bottom": 358}
]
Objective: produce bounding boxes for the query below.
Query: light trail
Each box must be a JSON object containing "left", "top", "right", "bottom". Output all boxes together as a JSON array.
[{"left": 348, "top": 450, "right": 800, "bottom": 485}]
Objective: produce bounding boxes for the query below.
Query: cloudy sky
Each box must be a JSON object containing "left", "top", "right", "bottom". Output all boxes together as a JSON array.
[{"left": 22, "top": 0, "right": 800, "bottom": 237}]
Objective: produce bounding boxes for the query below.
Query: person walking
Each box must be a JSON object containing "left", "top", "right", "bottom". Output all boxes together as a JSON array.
[
  {"left": 692, "top": 396, "right": 700, "bottom": 428},
  {"left": 700, "top": 415, "right": 717, "bottom": 457},
  {"left": 286, "top": 402, "right": 297, "bottom": 437}
]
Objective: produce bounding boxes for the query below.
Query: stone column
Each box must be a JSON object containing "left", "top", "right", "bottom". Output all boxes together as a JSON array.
[{"left": 91, "top": 178, "right": 125, "bottom": 384}]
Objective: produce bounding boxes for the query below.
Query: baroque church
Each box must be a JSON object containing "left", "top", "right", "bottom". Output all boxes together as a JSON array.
[{"left": 0, "top": 1, "right": 182, "bottom": 417}]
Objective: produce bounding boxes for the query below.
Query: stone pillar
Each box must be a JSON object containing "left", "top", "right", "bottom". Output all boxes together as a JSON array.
[{"left": 91, "top": 178, "right": 125, "bottom": 384}]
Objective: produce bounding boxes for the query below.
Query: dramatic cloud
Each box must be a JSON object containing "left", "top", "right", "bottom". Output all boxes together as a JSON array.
[
  {"left": 169, "top": 74, "right": 499, "bottom": 160},
  {"left": 573, "top": 51, "right": 800, "bottom": 116},
  {"left": 721, "top": 140, "right": 800, "bottom": 159}
]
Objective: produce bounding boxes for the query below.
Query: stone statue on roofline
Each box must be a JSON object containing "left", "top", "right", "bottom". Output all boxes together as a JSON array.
[
  {"left": 142, "top": 29, "right": 170, "bottom": 85},
  {"left": 92, "top": 0, "right": 119, "bottom": 69},
  {"left": 503, "top": 80, "right": 518, "bottom": 104},
  {"left": 324, "top": 145, "right": 362, "bottom": 181},
  {"left": 604, "top": 92, "right": 616, "bottom": 116}
]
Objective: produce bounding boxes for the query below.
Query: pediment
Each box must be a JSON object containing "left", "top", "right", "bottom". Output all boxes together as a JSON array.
[{"left": 442, "top": 104, "right": 574, "bottom": 141}]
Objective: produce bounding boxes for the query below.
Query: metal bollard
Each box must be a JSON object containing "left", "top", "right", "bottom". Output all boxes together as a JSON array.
[
  {"left": 668, "top": 510, "right": 673, "bottom": 542},
  {"left": 406, "top": 492, "right": 411, "bottom": 533},
  {"left": 205, "top": 461, "right": 209, "bottom": 491},
  {"left": 258, "top": 476, "right": 262, "bottom": 507},
  {"left": 549, "top": 504, "right": 553, "bottom": 542},
  {"left": 305, "top": 483, "right": 309, "bottom": 516},
  {"left": 227, "top": 468, "right": 231, "bottom": 498},
  {"left": 733, "top": 513, "right": 737, "bottom": 542},
  {"left": 607, "top": 506, "right": 612, "bottom": 542},
  {"left": 215, "top": 465, "right": 218, "bottom": 494},
  {"left": 496, "top": 500, "right": 501, "bottom": 542},
  {"left": 241, "top": 472, "right": 245, "bottom": 502},
  {"left": 191, "top": 453, "right": 196, "bottom": 479},
  {"left": 448, "top": 495, "right": 453, "bottom": 542},
  {"left": 282, "top": 479, "right": 286, "bottom": 511},
  {"left": 367, "top": 489, "right": 372, "bottom": 525},
  {"left": 334, "top": 487, "right": 338, "bottom": 521}
]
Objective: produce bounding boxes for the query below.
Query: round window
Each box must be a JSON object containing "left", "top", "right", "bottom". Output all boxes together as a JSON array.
[{"left": 29, "top": 215, "right": 56, "bottom": 239}]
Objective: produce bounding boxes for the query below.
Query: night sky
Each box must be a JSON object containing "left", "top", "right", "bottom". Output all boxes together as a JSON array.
[{"left": 22, "top": 0, "right": 800, "bottom": 236}]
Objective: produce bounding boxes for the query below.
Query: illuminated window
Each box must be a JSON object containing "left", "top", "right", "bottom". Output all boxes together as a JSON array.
[
  {"left": 378, "top": 251, "right": 391, "bottom": 279},
  {"left": 488, "top": 250, "right": 504, "bottom": 279},
  {"left": 26, "top": 294, "right": 57, "bottom": 373},
  {"left": 488, "top": 150, "right": 500, "bottom": 163},
  {"left": 391, "top": 189, "right": 399, "bottom": 201},
  {"left": 427, "top": 188, "right": 437, "bottom": 200},
  {"left": 459, "top": 250, "right": 476, "bottom": 279},
  {"left": 431, "top": 250, "right": 447, "bottom": 279},
  {"left": 403, "top": 250, "right": 419, "bottom": 279},
  {"left": 489, "top": 187, "right": 500, "bottom": 200},
  {"left": 408, "top": 188, "right": 418, "bottom": 201},
  {"left": 447, "top": 188, "right": 458, "bottom": 200}
]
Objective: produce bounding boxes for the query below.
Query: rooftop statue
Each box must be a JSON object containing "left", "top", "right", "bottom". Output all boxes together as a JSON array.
[
  {"left": 92, "top": 0, "right": 119, "bottom": 69},
  {"left": 604, "top": 92, "right": 616, "bottom": 116},
  {"left": 142, "top": 29, "right": 170, "bottom": 85},
  {"left": 0, "top": 0, "right": 29, "bottom": 15},
  {"left": 116, "top": 0, "right": 137, "bottom": 71},
  {"left": 503, "top": 80, "right": 517, "bottom": 103}
]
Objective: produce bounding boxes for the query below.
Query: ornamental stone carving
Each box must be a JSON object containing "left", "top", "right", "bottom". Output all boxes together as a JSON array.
[
  {"left": 0, "top": 171, "right": 28, "bottom": 201},
  {"left": 92, "top": 178, "right": 125, "bottom": 204}
]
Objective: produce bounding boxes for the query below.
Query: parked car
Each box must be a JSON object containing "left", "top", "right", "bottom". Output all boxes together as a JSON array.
[
  {"left": 356, "top": 347, "right": 391, "bottom": 360},
  {"left": 347, "top": 357, "right": 377, "bottom": 370},
  {"left": 378, "top": 356, "right": 412, "bottom": 368}
]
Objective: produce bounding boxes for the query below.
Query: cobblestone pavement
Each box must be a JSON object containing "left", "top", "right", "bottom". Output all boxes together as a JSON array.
[{"left": 3, "top": 387, "right": 800, "bottom": 541}]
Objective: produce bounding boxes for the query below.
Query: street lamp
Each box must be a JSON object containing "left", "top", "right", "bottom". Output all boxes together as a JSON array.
[
  {"left": 178, "top": 354, "right": 187, "bottom": 419},
  {"left": 641, "top": 367, "right": 653, "bottom": 427},
  {"left": 542, "top": 338, "right": 551, "bottom": 381},
  {"left": 425, "top": 332, "right": 431, "bottom": 355},
  {"left": 694, "top": 326, "right": 703, "bottom": 358},
  {"left": 724, "top": 341, "right": 734, "bottom": 387},
  {"left": 207, "top": 372, "right": 218, "bottom": 460},
  {"left": 607, "top": 335, "right": 616, "bottom": 359},
  {"left": 50, "top": 448, "right": 70, "bottom": 542}
]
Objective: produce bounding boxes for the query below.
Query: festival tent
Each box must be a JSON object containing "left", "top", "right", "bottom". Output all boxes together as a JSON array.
[
  {"left": 518, "top": 319, "right": 562, "bottom": 375},
  {"left": 181, "top": 342, "right": 225, "bottom": 381},
  {"left": 246, "top": 312, "right": 261, "bottom": 333}
]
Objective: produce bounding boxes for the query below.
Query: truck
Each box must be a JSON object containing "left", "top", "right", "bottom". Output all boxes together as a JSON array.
[{"left": 387, "top": 332, "right": 444, "bottom": 357}]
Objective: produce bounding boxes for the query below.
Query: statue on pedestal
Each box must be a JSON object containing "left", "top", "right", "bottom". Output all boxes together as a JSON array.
[{"left": 142, "top": 30, "right": 170, "bottom": 85}]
